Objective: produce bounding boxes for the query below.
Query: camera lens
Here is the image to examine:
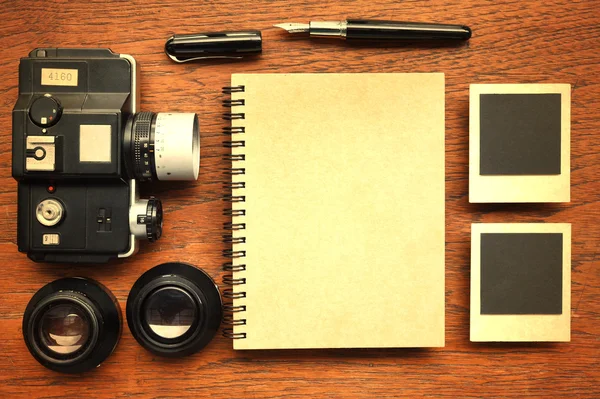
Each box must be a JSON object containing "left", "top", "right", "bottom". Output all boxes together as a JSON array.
[
  {"left": 127, "top": 263, "right": 222, "bottom": 357},
  {"left": 124, "top": 112, "right": 200, "bottom": 182},
  {"left": 144, "top": 287, "right": 196, "bottom": 339},
  {"left": 39, "top": 304, "right": 90, "bottom": 354},
  {"left": 23, "top": 278, "right": 121, "bottom": 373}
]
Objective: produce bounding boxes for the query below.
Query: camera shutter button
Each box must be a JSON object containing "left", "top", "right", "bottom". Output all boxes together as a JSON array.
[{"left": 30, "top": 95, "right": 62, "bottom": 127}]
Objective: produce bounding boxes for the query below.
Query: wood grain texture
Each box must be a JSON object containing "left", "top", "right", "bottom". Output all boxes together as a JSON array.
[{"left": 0, "top": 0, "right": 598, "bottom": 397}]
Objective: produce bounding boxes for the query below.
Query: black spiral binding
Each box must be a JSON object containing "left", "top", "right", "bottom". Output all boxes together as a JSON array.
[{"left": 222, "top": 85, "right": 247, "bottom": 340}]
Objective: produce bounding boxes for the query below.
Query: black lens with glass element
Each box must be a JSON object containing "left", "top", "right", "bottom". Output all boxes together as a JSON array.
[
  {"left": 23, "top": 278, "right": 121, "bottom": 373},
  {"left": 39, "top": 304, "right": 90, "bottom": 354},
  {"left": 127, "top": 263, "right": 222, "bottom": 357}
]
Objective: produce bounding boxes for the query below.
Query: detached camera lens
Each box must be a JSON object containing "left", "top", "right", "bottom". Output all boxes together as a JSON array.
[
  {"left": 127, "top": 263, "right": 222, "bottom": 357},
  {"left": 124, "top": 112, "right": 200, "bottom": 182},
  {"left": 23, "top": 278, "right": 121, "bottom": 373},
  {"left": 144, "top": 287, "right": 196, "bottom": 339},
  {"left": 39, "top": 304, "right": 90, "bottom": 354}
]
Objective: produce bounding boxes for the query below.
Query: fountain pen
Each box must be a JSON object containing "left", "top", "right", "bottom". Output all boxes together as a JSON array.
[{"left": 274, "top": 19, "right": 472, "bottom": 42}]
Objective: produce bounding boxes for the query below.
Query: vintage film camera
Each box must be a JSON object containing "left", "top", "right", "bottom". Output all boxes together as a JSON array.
[{"left": 12, "top": 48, "right": 200, "bottom": 263}]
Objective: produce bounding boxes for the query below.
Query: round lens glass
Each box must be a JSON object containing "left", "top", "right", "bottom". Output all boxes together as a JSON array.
[
  {"left": 143, "top": 287, "right": 197, "bottom": 340},
  {"left": 40, "top": 304, "right": 90, "bottom": 355}
]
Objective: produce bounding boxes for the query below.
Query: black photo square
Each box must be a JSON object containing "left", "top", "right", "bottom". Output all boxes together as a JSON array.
[
  {"left": 480, "top": 233, "right": 563, "bottom": 315},
  {"left": 479, "top": 93, "right": 562, "bottom": 175}
]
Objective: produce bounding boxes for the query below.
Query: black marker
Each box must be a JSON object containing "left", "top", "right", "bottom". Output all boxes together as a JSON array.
[{"left": 274, "top": 19, "right": 471, "bottom": 42}]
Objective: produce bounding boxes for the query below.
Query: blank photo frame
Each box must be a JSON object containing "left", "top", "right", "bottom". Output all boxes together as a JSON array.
[
  {"left": 469, "top": 84, "right": 571, "bottom": 203},
  {"left": 471, "top": 223, "right": 571, "bottom": 342}
]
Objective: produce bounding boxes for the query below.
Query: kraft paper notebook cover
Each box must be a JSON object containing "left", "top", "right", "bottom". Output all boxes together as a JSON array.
[{"left": 223, "top": 73, "right": 445, "bottom": 349}]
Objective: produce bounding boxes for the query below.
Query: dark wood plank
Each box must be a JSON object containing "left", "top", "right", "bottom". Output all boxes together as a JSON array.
[{"left": 0, "top": 0, "right": 598, "bottom": 397}]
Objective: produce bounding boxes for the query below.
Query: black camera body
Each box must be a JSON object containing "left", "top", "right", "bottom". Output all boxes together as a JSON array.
[{"left": 12, "top": 48, "right": 199, "bottom": 263}]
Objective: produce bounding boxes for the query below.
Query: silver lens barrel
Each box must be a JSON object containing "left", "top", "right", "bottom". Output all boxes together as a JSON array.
[
  {"left": 127, "top": 112, "right": 200, "bottom": 182},
  {"left": 154, "top": 113, "right": 199, "bottom": 180}
]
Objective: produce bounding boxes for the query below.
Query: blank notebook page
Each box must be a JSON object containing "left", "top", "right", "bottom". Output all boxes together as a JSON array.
[{"left": 228, "top": 73, "right": 445, "bottom": 349}]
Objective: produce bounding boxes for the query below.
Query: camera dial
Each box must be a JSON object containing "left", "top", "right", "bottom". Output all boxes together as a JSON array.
[
  {"left": 129, "top": 196, "right": 163, "bottom": 242},
  {"left": 35, "top": 198, "right": 64, "bottom": 227},
  {"left": 29, "top": 94, "right": 62, "bottom": 127}
]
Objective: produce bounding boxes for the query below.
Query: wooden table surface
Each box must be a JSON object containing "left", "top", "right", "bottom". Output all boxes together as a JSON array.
[{"left": 0, "top": 0, "right": 598, "bottom": 397}]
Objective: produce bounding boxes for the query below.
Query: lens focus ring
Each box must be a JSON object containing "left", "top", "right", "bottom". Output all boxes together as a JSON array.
[{"left": 132, "top": 112, "right": 156, "bottom": 181}]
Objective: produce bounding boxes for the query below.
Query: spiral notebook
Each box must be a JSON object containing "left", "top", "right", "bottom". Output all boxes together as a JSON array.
[{"left": 223, "top": 73, "right": 445, "bottom": 349}]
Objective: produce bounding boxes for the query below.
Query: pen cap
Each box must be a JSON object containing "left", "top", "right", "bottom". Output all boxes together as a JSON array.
[{"left": 165, "top": 31, "right": 262, "bottom": 62}]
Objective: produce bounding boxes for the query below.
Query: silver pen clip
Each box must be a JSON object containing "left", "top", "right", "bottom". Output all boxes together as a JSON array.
[{"left": 166, "top": 53, "right": 244, "bottom": 63}]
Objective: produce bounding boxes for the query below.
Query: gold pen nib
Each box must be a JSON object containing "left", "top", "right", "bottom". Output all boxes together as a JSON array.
[{"left": 273, "top": 23, "right": 310, "bottom": 34}]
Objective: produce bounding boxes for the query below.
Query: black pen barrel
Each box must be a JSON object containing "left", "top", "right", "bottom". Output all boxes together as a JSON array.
[{"left": 345, "top": 20, "right": 472, "bottom": 41}]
